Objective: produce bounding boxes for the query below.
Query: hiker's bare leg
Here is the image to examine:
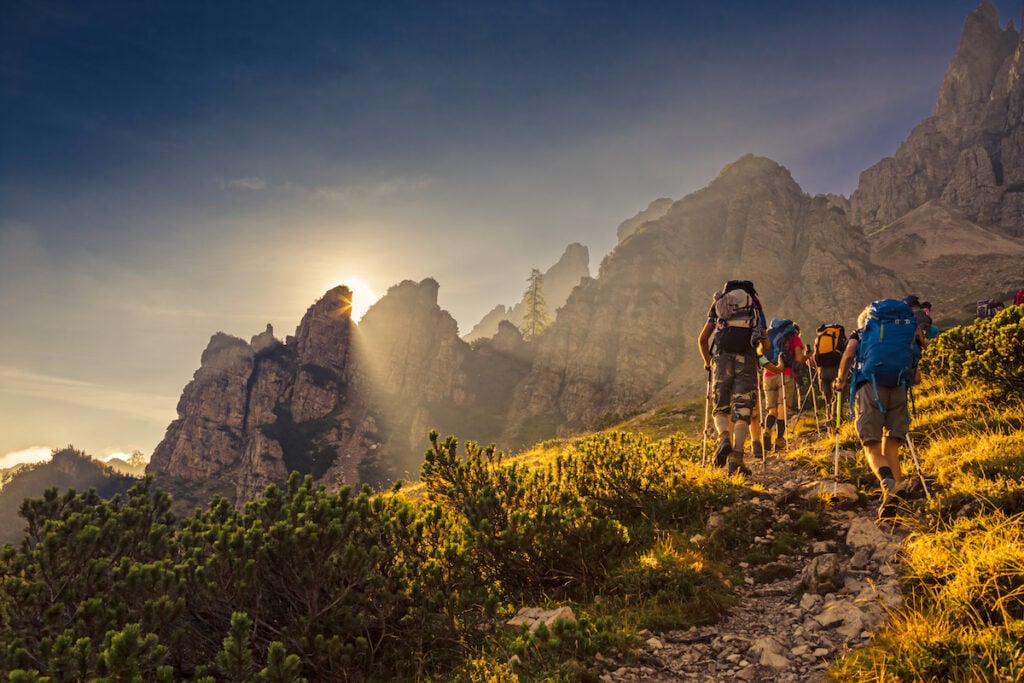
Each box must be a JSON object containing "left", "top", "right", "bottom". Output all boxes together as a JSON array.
[{"left": 881, "top": 437, "right": 903, "bottom": 483}]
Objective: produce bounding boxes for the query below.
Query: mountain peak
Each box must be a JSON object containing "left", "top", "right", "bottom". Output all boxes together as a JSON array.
[
  {"left": 712, "top": 154, "right": 795, "bottom": 186},
  {"left": 935, "top": 1, "right": 1019, "bottom": 116}
]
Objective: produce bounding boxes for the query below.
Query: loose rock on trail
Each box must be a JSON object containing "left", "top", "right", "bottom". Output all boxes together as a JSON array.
[{"left": 602, "top": 446, "right": 910, "bottom": 682}]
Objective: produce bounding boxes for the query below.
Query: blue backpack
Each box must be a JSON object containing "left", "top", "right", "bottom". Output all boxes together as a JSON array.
[
  {"left": 851, "top": 299, "right": 921, "bottom": 411},
  {"left": 764, "top": 318, "right": 798, "bottom": 366}
]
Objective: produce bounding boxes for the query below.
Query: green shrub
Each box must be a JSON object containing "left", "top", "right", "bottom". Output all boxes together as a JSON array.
[{"left": 921, "top": 307, "right": 1024, "bottom": 396}]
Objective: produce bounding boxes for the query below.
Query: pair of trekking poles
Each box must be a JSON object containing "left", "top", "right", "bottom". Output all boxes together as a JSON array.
[{"left": 828, "top": 376, "right": 931, "bottom": 501}]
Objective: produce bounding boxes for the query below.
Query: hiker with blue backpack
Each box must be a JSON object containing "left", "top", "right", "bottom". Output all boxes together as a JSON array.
[
  {"left": 760, "top": 318, "right": 806, "bottom": 453},
  {"left": 697, "top": 280, "right": 767, "bottom": 476},
  {"left": 833, "top": 299, "right": 922, "bottom": 518}
]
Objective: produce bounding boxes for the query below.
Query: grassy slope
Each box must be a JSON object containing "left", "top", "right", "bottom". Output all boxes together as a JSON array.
[{"left": 435, "top": 358, "right": 1024, "bottom": 680}]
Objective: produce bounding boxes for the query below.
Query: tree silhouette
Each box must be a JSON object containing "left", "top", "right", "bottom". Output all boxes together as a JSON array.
[{"left": 521, "top": 268, "right": 551, "bottom": 340}]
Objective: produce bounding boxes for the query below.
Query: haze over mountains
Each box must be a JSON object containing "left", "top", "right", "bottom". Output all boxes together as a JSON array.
[{"left": 3, "top": 3, "right": 1021, "bottom": 518}]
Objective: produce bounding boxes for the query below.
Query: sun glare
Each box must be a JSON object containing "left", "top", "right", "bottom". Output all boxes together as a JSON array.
[{"left": 330, "top": 276, "right": 378, "bottom": 322}]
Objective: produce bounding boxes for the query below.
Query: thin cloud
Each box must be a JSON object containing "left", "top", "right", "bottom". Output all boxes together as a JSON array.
[
  {"left": 213, "top": 176, "right": 268, "bottom": 191},
  {"left": 0, "top": 366, "right": 177, "bottom": 425},
  {"left": 287, "top": 176, "right": 436, "bottom": 203}
]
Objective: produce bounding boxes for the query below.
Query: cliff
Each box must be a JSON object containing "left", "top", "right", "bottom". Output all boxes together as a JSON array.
[{"left": 850, "top": 1, "right": 1024, "bottom": 236}]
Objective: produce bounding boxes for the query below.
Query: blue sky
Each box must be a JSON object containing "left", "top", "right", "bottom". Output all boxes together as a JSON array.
[{"left": 1, "top": 0, "right": 1020, "bottom": 466}]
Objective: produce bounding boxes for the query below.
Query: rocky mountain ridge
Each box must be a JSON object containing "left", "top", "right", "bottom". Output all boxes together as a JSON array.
[
  {"left": 148, "top": 2, "right": 1024, "bottom": 506},
  {"left": 850, "top": 1, "right": 1024, "bottom": 236}
]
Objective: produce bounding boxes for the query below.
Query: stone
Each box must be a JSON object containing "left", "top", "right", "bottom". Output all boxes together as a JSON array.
[
  {"left": 801, "top": 553, "right": 844, "bottom": 594},
  {"left": 846, "top": 517, "right": 891, "bottom": 549},
  {"left": 506, "top": 606, "right": 576, "bottom": 634}
]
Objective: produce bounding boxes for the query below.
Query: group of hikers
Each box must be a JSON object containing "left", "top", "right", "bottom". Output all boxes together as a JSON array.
[
  {"left": 978, "top": 285, "right": 1024, "bottom": 318},
  {"left": 697, "top": 280, "right": 937, "bottom": 518}
]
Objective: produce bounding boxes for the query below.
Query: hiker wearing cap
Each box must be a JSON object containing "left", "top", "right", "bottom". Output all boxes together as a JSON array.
[
  {"left": 697, "top": 280, "right": 767, "bottom": 476},
  {"left": 760, "top": 319, "right": 806, "bottom": 453},
  {"left": 834, "top": 301, "right": 922, "bottom": 518}
]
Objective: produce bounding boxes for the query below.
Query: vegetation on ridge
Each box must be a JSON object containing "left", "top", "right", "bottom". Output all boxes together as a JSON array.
[{"left": 0, "top": 309, "right": 1022, "bottom": 680}]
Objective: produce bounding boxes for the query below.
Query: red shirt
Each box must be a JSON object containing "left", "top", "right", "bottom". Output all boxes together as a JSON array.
[{"left": 763, "top": 335, "right": 804, "bottom": 377}]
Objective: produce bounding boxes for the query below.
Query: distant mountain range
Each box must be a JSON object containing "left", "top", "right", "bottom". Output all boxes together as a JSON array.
[
  {"left": 7, "top": 2, "right": 1018, "bottom": 518},
  {"left": 0, "top": 449, "right": 141, "bottom": 545}
]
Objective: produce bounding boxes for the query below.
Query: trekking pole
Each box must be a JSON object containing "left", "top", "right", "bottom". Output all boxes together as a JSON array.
[
  {"left": 779, "top": 362, "right": 788, "bottom": 452},
  {"left": 833, "top": 390, "right": 841, "bottom": 495},
  {"left": 758, "top": 371, "right": 767, "bottom": 469},
  {"left": 905, "top": 433, "right": 932, "bottom": 501},
  {"left": 810, "top": 368, "right": 821, "bottom": 438},
  {"left": 701, "top": 367, "right": 711, "bottom": 467}
]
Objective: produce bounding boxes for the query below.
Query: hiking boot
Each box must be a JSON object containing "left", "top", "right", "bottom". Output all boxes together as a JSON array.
[
  {"left": 877, "top": 478, "right": 900, "bottom": 520},
  {"left": 762, "top": 433, "right": 772, "bottom": 453},
  {"left": 727, "top": 451, "right": 752, "bottom": 477},
  {"left": 877, "top": 492, "right": 899, "bottom": 520},
  {"left": 713, "top": 438, "right": 732, "bottom": 468},
  {"left": 774, "top": 436, "right": 787, "bottom": 452},
  {"left": 752, "top": 441, "right": 764, "bottom": 460}
]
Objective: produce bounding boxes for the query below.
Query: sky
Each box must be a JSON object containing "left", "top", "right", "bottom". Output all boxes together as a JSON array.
[{"left": 1, "top": 0, "right": 1021, "bottom": 469}]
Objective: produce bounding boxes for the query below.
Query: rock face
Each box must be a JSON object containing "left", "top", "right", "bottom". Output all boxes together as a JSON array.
[
  {"left": 463, "top": 243, "right": 591, "bottom": 342},
  {"left": 149, "top": 287, "right": 379, "bottom": 507},
  {"left": 850, "top": 1, "right": 1024, "bottom": 236},
  {"left": 502, "top": 155, "right": 904, "bottom": 446},
  {"left": 866, "top": 201, "right": 1024, "bottom": 324}
]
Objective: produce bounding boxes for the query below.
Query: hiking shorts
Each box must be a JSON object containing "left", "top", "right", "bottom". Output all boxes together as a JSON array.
[
  {"left": 712, "top": 350, "right": 757, "bottom": 423},
  {"left": 763, "top": 373, "right": 795, "bottom": 410},
  {"left": 854, "top": 383, "right": 909, "bottom": 444}
]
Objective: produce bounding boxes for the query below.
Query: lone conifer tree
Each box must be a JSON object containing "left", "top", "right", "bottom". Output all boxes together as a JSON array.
[{"left": 521, "top": 268, "right": 551, "bottom": 340}]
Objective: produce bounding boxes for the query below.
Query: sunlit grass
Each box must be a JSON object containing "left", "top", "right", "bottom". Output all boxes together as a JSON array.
[{"left": 826, "top": 372, "right": 1024, "bottom": 680}]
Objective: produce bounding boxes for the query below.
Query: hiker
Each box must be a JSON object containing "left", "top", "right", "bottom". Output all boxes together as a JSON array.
[
  {"left": 976, "top": 299, "right": 1004, "bottom": 319},
  {"left": 921, "top": 301, "right": 940, "bottom": 339},
  {"left": 809, "top": 322, "right": 848, "bottom": 429},
  {"left": 833, "top": 301, "right": 922, "bottom": 518},
  {"left": 903, "top": 294, "right": 931, "bottom": 349},
  {"left": 697, "top": 280, "right": 767, "bottom": 476},
  {"left": 760, "top": 318, "right": 806, "bottom": 453}
]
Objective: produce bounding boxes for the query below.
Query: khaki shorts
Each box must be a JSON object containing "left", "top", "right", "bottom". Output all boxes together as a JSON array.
[
  {"left": 854, "top": 383, "right": 910, "bottom": 443},
  {"left": 763, "top": 373, "right": 795, "bottom": 410}
]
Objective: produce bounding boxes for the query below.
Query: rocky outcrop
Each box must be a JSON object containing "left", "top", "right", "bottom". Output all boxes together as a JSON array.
[
  {"left": 850, "top": 2, "right": 1023, "bottom": 236},
  {"left": 149, "top": 287, "right": 386, "bottom": 507},
  {"left": 502, "top": 155, "right": 905, "bottom": 447},
  {"left": 463, "top": 243, "right": 591, "bottom": 342}
]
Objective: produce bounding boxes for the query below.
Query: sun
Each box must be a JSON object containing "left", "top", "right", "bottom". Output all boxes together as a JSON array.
[{"left": 330, "top": 276, "right": 379, "bottom": 322}]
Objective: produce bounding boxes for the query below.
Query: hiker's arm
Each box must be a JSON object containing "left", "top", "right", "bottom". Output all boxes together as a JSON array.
[
  {"left": 916, "top": 327, "right": 929, "bottom": 349},
  {"left": 793, "top": 338, "right": 808, "bottom": 364},
  {"left": 697, "top": 321, "right": 714, "bottom": 368},
  {"left": 833, "top": 339, "right": 858, "bottom": 390}
]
